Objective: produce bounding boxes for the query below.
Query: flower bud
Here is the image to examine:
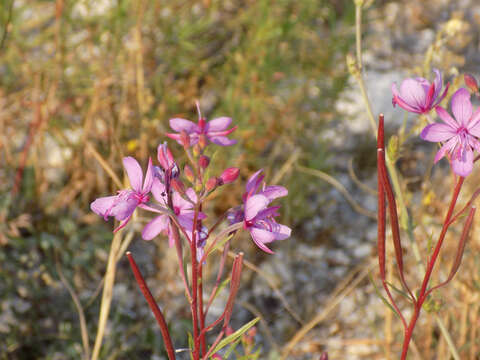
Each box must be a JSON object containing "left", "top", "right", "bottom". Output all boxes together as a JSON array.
[
  {"left": 184, "top": 165, "right": 195, "bottom": 182},
  {"left": 319, "top": 352, "right": 329, "bottom": 360},
  {"left": 180, "top": 130, "right": 190, "bottom": 148},
  {"left": 205, "top": 177, "right": 218, "bottom": 192},
  {"left": 171, "top": 178, "right": 185, "bottom": 195},
  {"left": 465, "top": 73, "right": 479, "bottom": 93},
  {"left": 157, "top": 142, "right": 176, "bottom": 171},
  {"left": 199, "top": 155, "right": 210, "bottom": 169},
  {"left": 218, "top": 167, "right": 239, "bottom": 185}
]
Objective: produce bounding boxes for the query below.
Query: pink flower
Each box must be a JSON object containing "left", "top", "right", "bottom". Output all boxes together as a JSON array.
[
  {"left": 242, "top": 169, "right": 291, "bottom": 253},
  {"left": 91, "top": 157, "right": 154, "bottom": 232},
  {"left": 392, "top": 69, "right": 449, "bottom": 114},
  {"left": 420, "top": 88, "right": 480, "bottom": 177},
  {"left": 166, "top": 102, "right": 237, "bottom": 147},
  {"left": 141, "top": 178, "right": 206, "bottom": 245}
]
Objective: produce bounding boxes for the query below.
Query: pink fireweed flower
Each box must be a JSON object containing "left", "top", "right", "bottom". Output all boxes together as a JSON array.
[
  {"left": 392, "top": 68, "right": 449, "bottom": 114},
  {"left": 166, "top": 102, "right": 237, "bottom": 147},
  {"left": 141, "top": 178, "right": 206, "bottom": 245},
  {"left": 91, "top": 157, "right": 154, "bottom": 232},
  {"left": 420, "top": 88, "right": 480, "bottom": 177},
  {"left": 242, "top": 169, "right": 291, "bottom": 254}
]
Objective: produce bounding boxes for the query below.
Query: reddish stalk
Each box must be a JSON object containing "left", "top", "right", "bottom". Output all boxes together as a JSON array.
[
  {"left": 198, "top": 264, "right": 207, "bottom": 356},
  {"left": 191, "top": 204, "right": 201, "bottom": 360},
  {"left": 400, "top": 176, "right": 464, "bottom": 360},
  {"left": 126, "top": 252, "right": 176, "bottom": 360},
  {"left": 377, "top": 116, "right": 407, "bottom": 327},
  {"left": 202, "top": 253, "right": 244, "bottom": 360}
]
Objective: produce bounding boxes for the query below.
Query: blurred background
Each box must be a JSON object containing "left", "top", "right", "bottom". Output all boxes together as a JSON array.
[{"left": 1, "top": 0, "right": 480, "bottom": 359}]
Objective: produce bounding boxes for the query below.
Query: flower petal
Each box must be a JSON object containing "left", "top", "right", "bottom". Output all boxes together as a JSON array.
[
  {"left": 392, "top": 83, "right": 421, "bottom": 113},
  {"left": 173, "top": 191, "right": 193, "bottom": 211},
  {"left": 420, "top": 123, "right": 456, "bottom": 142},
  {"left": 205, "top": 117, "right": 232, "bottom": 132},
  {"left": 245, "top": 194, "right": 269, "bottom": 221},
  {"left": 245, "top": 169, "right": 264, "bottom": 196},
  {"left": 399, "top": 79, "right": 427, "bottom": 110},
  {"left": 452, "top": 147, "right": 474, "bottom": 177},
  {"left": 249, "top": 227, "right": 275, "bottom": 254},
  {"left": 123, "top": 157, "right": 143, "bottom": 192},
  {"left": 185, "top": 188, "right": 198, "bottom": 203},
  {"left": 142, "top": 157, "right": 154, "bottom": 192},
  {"left": 432, "top": 82, "right": 450, "bottom": 107},
  {"left": 151, "top": 178, "right": 167, "bottom": 204},
  {"left": 451, "top": 88, "right": 472, "bottom": 126},
  {"left": 467, "top": 107, "right": 480, "bottom": 136},
  {"left": 91, "top": 195, "right": 117, "bottom": 219},
  {"left": 142, "top": 215, "right": 169, "bottom": 240},
  {"left": 110, "top": 197, "right": 138, "bottom": 221},
  {"left": 169, "top": 118, "right": 198, "bottom": 133},
  {"left": 209, "top": 136, "right": 237, "bottom": 146},
  {"left": 435, "top": 106, "right": 458, "bottom": 128},
  {"left": 432, "top": 68, "right": 443, "bottom": 100},
  {"left": 271, "top": 222, "right": 291, "bottom": 240},
  {"left": 434, "top": 136, "right": 457, "bottom": 163},
  {"left": 261, "top": 185, "right": 288, "bottom": 200}
]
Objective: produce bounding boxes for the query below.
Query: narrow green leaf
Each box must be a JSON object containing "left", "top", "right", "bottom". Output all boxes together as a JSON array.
[
  {"left": 210, "top": 233, "right": 234, "bottom": 255},
  {"left": 385, "top": 281, "right": 413, "bottom": 302},
  {"left": 211, "top": 277, "right": 231, "bottom": 303},
  {"left": 209, "top": 317, "right": 260, "bottom": 355},
  {"left": 188, "top": 332, "right": 194, "bottom": 360},
  {"left": 224, "top": 337, "right": 241, "bottom": 358},
  {"left": 368, "top": 273, "right": 399, "bottom": 318}
]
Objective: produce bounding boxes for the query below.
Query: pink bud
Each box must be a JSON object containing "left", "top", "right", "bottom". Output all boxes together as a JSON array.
[
  {"left": 205, "top": 177, "right": 218, "bottom": 192},
  {"left": 180, "top": 130, "right": 190, "bottom": 148},
  {"left": 157, "top": 142, "right": 176, "bottom": 171},
  {"left": 171, "top": 178, "right": 185, "bottom": 194},
  {"left": 184, "top": 165, "right": 194, "bottom": 182},
  {"left": 465, "top": 73, "right": 479, "bottom": 93},
  {"left": 319, "top": 352, "right": 328, "bottom": 360},
  {"left": 199, "top": 155, "right": 210, "bottom": 169},
  {"left": 218, "top": 167, "right": 239, "bottom": 185}
]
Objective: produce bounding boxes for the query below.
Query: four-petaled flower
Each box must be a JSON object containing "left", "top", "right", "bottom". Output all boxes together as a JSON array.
[
  {"left": 421, "top": 88, "right": 480, "bottom": 177},
  {"left": 166, "top": 102, "right": 237, "bottom": 147},
  {"left": 142, "top": 178, "right": 206, "bottom": 245},
  {"left": 392, "top": 68, "right": 449, "bottom": 114},
  {"left": 242, "top": 169, "right": 291, "bottom": 253},
  {"left": 91, "top": 157, "right": 154, "bottom": 232}
]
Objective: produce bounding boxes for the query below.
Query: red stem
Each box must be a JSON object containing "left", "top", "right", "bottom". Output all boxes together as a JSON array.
[
  {"left": 126, "top": 252, "right": 176, "bottom": 360},
  {"left": 191, "top": 204, "right": 200, "bottom": 360},
  {"left": 199, "top": 264, "right": 206, "bottom": 356},
  {"left": 400, "top": 176, "right": 464, "bottom": 360}
]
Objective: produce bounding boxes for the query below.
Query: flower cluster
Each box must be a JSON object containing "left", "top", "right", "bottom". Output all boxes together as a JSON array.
[
  {"left": 91, "top": 103, "right": 291, "bottom": 254},
  {"left": 392, "top": 70, "right": 480, "bottom": 177}
]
